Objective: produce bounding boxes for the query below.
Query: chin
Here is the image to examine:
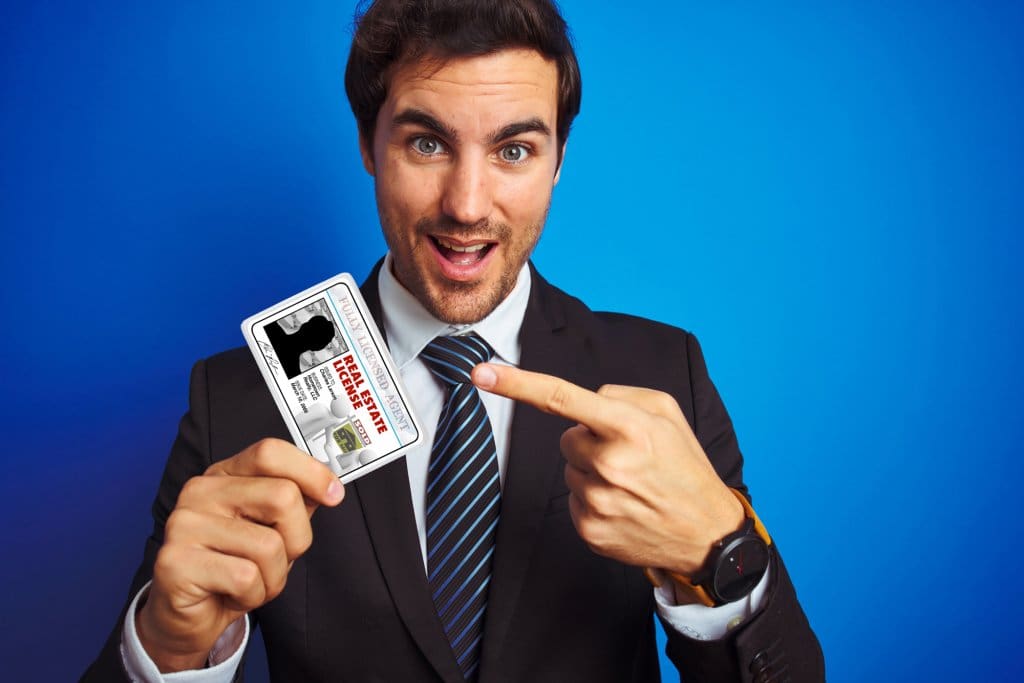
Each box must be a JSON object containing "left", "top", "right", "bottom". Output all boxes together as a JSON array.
[{"left": 421, "top": 279, "right": 508, "bottom": 325}]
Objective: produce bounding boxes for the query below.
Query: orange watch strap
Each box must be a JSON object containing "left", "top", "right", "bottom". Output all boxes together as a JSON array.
[
  {"left": 644, "top": 567, "right": 717, "bottom": 607},
  {"left": 731, "top": 487, "right": 771, "bottom": 547}
]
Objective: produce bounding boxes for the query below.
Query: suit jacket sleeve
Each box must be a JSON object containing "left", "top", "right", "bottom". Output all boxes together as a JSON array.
[
  {"left": 80, "top": 359, "right": 249, "bottom": 683},
  {"left": 660, "top": 333, "right": 824, "bottom": 682}
]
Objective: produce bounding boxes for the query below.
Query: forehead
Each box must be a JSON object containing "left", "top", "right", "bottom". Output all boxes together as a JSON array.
[{"left": 380, "top": 49, "right": 559, "bottom": 135}]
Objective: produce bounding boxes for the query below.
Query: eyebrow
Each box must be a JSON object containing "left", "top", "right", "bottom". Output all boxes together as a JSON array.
[
  {"left": 392, "top": 108, "right": 458, "bottom": 141},
  {"left": 391, "top": 108, "right": 552, "bottom": 145},
  {"left": 490, "top": 118, "right": 551, "bottom": 144}
]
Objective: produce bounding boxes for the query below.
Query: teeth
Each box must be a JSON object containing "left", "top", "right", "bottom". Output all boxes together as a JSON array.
[{"left": 436, "top": 237, "right": 488, "bottom": 253}]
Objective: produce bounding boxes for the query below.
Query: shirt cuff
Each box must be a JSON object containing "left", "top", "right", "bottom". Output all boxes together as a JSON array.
[
  {"left": 653, "top": 564, "right": 771, "bottom": 641},
  {"left": 120, "top": 580, "right": 249, "bottom": 683}
]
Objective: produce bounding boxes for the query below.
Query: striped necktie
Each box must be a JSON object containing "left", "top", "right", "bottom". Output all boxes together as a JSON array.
[{"left": 421, "top": 333, "right": 501, "bottom": 681}]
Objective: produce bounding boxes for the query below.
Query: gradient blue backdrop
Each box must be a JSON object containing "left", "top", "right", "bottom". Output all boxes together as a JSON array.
[{"left": 2, "top": 1, "right": 1021, "bottom": 681}]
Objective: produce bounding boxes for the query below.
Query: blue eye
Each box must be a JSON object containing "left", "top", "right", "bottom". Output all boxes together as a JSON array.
[
  {"left": 412, "top": 136, "right": 445, "bottom": 155},
  {"left": 499, "top": 144, "right": 530, "bottom": 163}
]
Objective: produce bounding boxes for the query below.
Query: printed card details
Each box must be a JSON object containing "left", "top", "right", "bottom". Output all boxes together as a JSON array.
[{"left": 242, "top": 273, "right": 422, "bottom": 483}]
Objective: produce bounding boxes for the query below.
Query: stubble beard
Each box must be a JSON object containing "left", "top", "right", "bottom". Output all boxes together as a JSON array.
[{"left": 385, "top": 216, "right": 543, "bottom": 325}]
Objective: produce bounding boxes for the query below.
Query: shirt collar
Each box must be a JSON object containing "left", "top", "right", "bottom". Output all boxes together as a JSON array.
[{"left": 377, "top": 252, "right": 531, "bottom": 370}]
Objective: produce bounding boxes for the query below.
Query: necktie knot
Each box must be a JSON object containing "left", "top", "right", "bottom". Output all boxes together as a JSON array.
[{"left": 421, "top": 333, "right": 495, "bottom": 387}]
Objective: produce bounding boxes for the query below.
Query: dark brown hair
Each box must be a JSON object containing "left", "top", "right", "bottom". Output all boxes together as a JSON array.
[{"left": 344, "top": 0, "right": 582, "bottom": 158}]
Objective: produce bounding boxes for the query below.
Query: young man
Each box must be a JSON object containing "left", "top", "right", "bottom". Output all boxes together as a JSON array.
[{"left": 85, "top": 1, "right": 823, "bottom": 681}]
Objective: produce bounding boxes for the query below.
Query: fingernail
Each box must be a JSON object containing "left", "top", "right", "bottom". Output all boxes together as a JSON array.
[
  {"left": 473, "top": 363, "right": 497, "bottom": 390},
  {"left": 326, "top": 480, "right": 344, "bottom": 504}
]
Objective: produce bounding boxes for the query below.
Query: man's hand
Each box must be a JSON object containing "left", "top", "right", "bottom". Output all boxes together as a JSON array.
[
  {"left": 136, "top": 438, "right": 344, "bottom": 672},
  {"left": 473, "top": 364, "right": 743, "bottom": 577}
]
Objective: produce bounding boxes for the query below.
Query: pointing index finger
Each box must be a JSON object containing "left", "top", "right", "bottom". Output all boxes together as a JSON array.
[{"left": 472, "top": 363, "right": 622, "bottom": 437}]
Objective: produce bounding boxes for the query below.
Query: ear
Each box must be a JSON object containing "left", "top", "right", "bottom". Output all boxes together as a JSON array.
[
  {"left": 553, "top": 141, "right": 568, "bottom": 186},
  {"left": 359, "top": 132, "right": 376, "bottom": 176}
]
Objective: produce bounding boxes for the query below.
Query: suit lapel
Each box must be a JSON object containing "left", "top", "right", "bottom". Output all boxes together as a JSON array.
[
  {"left": 478, "top": 268, "right": 598, "bottom": 680},
  {"left": 353, "top": 265, "right": 466, "bottom": 683}
]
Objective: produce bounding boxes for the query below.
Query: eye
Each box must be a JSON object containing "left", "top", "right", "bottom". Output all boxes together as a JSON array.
[
  {"left": 499, "top": 143, "right": 530, "bottom": 164},
  {"left": 411, "top": 136, "right": 446, "bottom": 156}
]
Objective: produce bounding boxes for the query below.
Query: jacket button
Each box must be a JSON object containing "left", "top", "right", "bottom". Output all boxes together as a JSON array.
[{"left": 749, "top": 651, "right": 769, "bottom": 672}]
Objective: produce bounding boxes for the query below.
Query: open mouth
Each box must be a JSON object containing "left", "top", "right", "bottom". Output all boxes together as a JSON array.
[{"left": 429, "top": 235, "right": 496, "bottom": 267}]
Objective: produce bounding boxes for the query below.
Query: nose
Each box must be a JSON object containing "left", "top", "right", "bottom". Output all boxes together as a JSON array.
[{"left": 441, "top": 154, "right": 494, "bottom": 226}]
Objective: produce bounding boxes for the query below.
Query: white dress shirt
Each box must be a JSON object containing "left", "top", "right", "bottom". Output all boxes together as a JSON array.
[{"left": 121, "top": 255, "right": 768, "bottom": 682}]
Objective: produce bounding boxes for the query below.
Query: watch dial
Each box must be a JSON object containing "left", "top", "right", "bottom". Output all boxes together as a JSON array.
[{"left": 714, "top": 538, "right": 770, "bottom": 603}]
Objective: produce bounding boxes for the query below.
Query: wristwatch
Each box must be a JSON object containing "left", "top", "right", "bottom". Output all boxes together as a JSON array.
[{"left": 645, "top": 488, "right": 772, "bottom": 607}]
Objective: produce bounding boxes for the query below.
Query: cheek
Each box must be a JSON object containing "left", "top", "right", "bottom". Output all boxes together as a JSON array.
[
  {"left": 501, "top": 174, "right": 553, "bottom": 225},
  {"left": 380, "top": 166, "right": 441, "bottom": 218}
]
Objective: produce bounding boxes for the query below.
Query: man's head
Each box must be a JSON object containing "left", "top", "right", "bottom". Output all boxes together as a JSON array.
[{"left": 344, "top": 0, "right": 582, "bottom": 324}]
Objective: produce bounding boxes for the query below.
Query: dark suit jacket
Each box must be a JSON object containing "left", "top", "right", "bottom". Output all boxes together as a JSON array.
[{"left": 84, "top": 263, "right": 824, "bottom": 682}]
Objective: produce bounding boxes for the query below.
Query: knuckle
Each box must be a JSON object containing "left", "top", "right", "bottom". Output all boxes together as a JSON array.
[
  {"left": 153, "top": 546, "right": 189, "bottom": 586},
  {"left": 251, "top": 439, "right": 275, "bottom": 467},
  {"left": 203, "top": 455, "right": 227, "bottom": 475},
  {"left": 574, "top": 513, "right": 601, "bottom": 547},
  {"left": 252, "top": 437, "right": 290, "bottom": 470},
  {"left": 558, "top": 429, "right": 576, "bottom": 453},
  {"left": 291, "top": 524, "right": 314, "bottom": 558},
  {"left": 583, "top": 488, "right": 611, "bottom": 519},
  {"left": 265, "top": 570, "right": 289, "bottom": 601},
  {"left": 617, "top": 419, "right": 645, "bottom": 443},
  {"left": 652, "top": 391, "right": 678, "bottom": 415},
  {"left": 252, "top": 527, "right": 286, "bottom": 563},
  {"left": 163, "top": 510, "right": 187, "bottom": 542},
  {"left": 547, "top": 382, "right": 573, "bottom": 414},
  {"left": 590, "top": 450, "right": 625, "bottom": 484},
  {"left": 269, "top": 479, "right": 303, "bottom": 511},
  {"left": 177, "top": 475, "right": 206, "bottom": 504},
  {"left": 231, "top": 561, "right": 261, "bottom": 593}
]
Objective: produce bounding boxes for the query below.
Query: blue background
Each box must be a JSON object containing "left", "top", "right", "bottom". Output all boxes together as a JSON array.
[{"left": 2, "top": 1, "right": 1021, "bottom": 680}]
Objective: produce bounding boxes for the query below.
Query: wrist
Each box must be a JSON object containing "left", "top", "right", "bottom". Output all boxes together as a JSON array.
[
  {"left": 646, "top": 488, "right": 771, "bottom": 607},
  {"left": 135, "top": 596, "right": 210, "bottom": 673},
  {"left": 685, "top": 487, "right": 746, "bottom": 575},
  {"left": 657, "top": 485, "right": 745, "bottom": 577}
]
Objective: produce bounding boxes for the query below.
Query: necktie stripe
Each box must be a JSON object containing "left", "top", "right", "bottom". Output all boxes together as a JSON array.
[
  {"left": 426, "top": 437, "right": 493, "bottom": 516},
  {"left": 428, "top": 491, "right": 499, "bottom": 574},
  {"left": 435, "top": 344, "right": 482, "bottom": 371},
  {"left": 422, "top": 333, "right": 500, "bottom": 682},
  {"left": 420, "top": 352, "right": 474, "bottom": 384},
  {"left": 431, "top": 525, "right": 498, "bottom": 603},
  {"left": 463, "top": 652, "right": 482, "bottom": 677},
  {"left": 427, "top": 481, "right": 499, "bottom": 575},
  {"left": 427, "top": 458, "right": 497, "bottom": 540},
  {"left": 431, "top": 386, "right": 481, "bottom": 455},
  {"left": 448, "top": 599, "right": 488, "bottom": 650},
  {"left": 434, "top": 544, "right": 495, "bottom": 621},
  {"left": 426, "top": 435, "right": 494, "bottom": 518},
  {"left": 431, "top": 389, "right": 475, "bottom": 452},
  {"left": 430, "top": 520, "right": 499, "bottom": 601},
  {"left": 431, "top": 529, "right": 496, "bottom": 601},
  {"left": 432, "top": 335, "right": 483, "bottom": 368},
  {"left": 429, "top": 410, "right": 491, "bottom": 485},
  {"left": 427, "top": 425, "right": 491, "bottom": 496},
  {"left": 427, "top": 462, "right": 494, "bottom": 551},
  {"left": 428, "top": 399, "right": 488, "bottom": 485},
  {"left": 447, "top": 332, "right": 484, "bottom": 353}
]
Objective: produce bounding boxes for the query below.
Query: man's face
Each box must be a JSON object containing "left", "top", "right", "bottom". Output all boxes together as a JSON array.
[{"left": 363, "top": 49, "right": 563, "bottom": 324}]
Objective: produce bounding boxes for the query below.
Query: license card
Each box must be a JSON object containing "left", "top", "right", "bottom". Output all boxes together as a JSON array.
[{"left": 241, "top": 273, "right": 422, "bottom": 483}]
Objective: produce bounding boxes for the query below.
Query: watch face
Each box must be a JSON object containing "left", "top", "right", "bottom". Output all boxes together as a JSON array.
[{"left": 713, "top": 536, "right": 770, "bottom": 603}]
